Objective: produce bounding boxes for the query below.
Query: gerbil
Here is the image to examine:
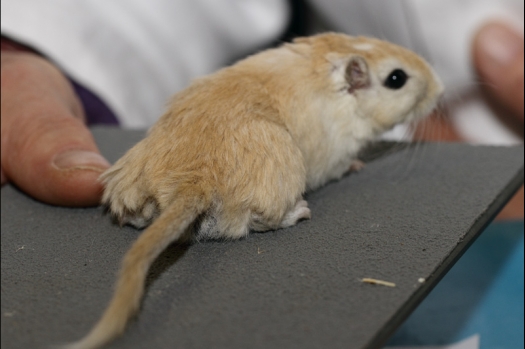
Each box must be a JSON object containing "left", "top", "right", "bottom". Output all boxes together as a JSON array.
[{"left": 64, "top": 32, "right": 443, "bottom": 349}]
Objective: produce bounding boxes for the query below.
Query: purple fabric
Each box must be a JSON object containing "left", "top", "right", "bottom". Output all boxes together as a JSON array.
[
  {"left": 2, "top": 35, "right": 119, "bottom": 126},
  {"left": 69, "top": 79, "right": 120, "bottom": 126}
]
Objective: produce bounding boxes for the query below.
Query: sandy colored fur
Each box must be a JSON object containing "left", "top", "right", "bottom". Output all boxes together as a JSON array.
[
  {"left": 65, "top": 32, "right": 443, "bottom": 349},
  {"left": 62, "top": 191, "right": 209, "bottom": 349}
]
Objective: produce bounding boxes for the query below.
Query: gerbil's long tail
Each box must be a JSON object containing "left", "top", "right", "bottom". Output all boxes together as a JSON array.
[{"left": 62, "top": 190, "right": 211, "bottom": 349}]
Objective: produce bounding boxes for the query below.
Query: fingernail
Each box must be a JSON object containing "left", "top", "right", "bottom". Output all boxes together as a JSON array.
[
  {"left": 478, "top": 24, "right": 522, "bottom": 67},
  {"left": 53, "top": 150, "right": 110, "bottom": 171}
]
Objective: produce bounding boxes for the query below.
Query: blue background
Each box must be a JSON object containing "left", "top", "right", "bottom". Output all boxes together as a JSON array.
[{"left": 388, "top": 221, "right": 524, "bottom": 349}]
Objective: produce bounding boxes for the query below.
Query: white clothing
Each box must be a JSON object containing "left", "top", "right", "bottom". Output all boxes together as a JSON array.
[
  {"left": 2, "top": 0, "right": 523, "bottom": 144},
  {"left": 1, "top": 0, "right": 290, "bottom": 128}
]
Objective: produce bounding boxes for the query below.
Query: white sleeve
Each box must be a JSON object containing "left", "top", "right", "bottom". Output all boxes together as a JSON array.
[
  {"left": 307, "top": 0, "right": 524, "bottom": 145},
  {"left": 1, "top": 0, "right": 290, "bottom": 128}
]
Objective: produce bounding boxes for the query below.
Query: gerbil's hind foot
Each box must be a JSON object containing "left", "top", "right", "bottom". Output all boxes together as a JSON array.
[
  {"left": 115, "top": 198, "right": 160, "bottom": 229},
  {"left": 280, "top": 200, "right": 311, "bottom": 228},
  {"left": 100, "top": 166, "right": 160, "bottom": 229}
]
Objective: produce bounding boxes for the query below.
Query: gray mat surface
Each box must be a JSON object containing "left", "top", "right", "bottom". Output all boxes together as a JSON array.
[{"left": 2, "top": 126, "right": 523, "bottom": 349}]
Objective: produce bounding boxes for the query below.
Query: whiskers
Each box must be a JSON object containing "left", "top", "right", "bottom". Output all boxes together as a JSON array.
[
  {"left": 363, "top": 104, "right": 454, "bottom": 185},
  {"left": 412, "top": 102, "right": 458, "bottom": 142}
]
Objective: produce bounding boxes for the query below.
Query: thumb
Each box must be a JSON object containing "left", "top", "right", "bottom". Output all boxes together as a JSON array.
[
  {"left": 473, "top": 21, "right": 524, "bottom": 120},
  {"left": 1, "top": 52, "right": 111, "bottom": 206}
]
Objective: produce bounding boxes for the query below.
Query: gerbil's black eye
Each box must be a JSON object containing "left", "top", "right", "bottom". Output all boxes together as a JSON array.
[{"left": 384, "top": 69, "right": 408, "bottom": 89}]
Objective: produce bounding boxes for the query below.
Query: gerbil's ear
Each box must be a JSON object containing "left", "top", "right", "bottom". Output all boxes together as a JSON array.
[{"left": 345, "top": 56, "right": 370, "bottom": 93}]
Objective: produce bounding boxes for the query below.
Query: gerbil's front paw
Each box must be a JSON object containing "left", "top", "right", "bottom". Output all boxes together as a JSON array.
[
  {"left": 348, "top": 159, "right": 365, "bottom": 173},
  {"left": 280, "top": 200, "right": 311, "bottom": 228}
]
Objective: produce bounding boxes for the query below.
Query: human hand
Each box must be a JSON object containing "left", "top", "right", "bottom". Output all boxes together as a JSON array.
[
  {"left": 472, "top": 21, "right": 524, "bottom": 123},
  {"left": 472, "top": 21, "right": 524, "bottom": 220},
  {"left": 414, "top": 21, "right": 524, "bottom": 220},
  {"left": 1, "top": 51, "right": 110, "bottom": 206}
]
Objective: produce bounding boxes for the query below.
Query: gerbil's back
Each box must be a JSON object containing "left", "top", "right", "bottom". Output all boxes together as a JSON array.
[
  {"left": 106, "top": 64, "right": 306, "bottom": 214},
  {"left": 152, "top": 68, "right": 291, "bottom": 161}
]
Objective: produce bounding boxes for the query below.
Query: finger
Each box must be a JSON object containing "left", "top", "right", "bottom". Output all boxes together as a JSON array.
[
  {"left": 473, "top": 21, "right": 524, "bottom": 121},
  {"left": 1, "top": 53, "right": 111, "bottom": 206}
]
